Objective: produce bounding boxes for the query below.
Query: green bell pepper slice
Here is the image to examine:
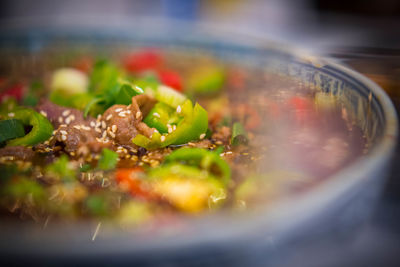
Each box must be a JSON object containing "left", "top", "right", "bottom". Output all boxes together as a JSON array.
[
  {"left": 6, "top": 108, "right": 53, "bottom": 146},
  {"left": 133, "top": 99, "right": 208, "bottom": 149}
]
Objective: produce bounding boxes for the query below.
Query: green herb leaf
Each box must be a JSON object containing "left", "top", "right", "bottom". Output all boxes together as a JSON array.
[
  {"left": 115, "top": 83, "right": 143, "bottom": 105},
  {"left": 0, "top": 119, "right": 25, "bottom": 143}
]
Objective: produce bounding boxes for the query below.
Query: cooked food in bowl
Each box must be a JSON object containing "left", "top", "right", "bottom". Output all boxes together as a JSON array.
[{"left": 0, "top": 48, "right": 368, "bottom": 227}]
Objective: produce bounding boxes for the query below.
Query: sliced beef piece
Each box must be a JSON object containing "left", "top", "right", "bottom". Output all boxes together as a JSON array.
[
  {"left": 36, "top": 99, "right": 111, "bottom": 155},
  {"left": 50, "top": 123, "right": 111, "bottom": 156},
  {"left": 0, "top": 146, "right": 35, "bottom": 161},
  {"left": 103, "top": 95, "right": 156, "bottom": 149},
  {"left": 36, "top": 99, "right": 88, "bottom": 129}
]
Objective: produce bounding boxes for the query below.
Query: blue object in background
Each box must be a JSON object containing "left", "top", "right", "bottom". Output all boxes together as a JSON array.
[{"left": 162, "top": 0, "right": 200, "bottom": 20}]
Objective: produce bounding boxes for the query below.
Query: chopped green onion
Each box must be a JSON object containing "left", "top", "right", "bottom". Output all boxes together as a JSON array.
[
  {"left": 97, "top": 148, "right": 118, "bottom": 171},
  {"left": 79, "top": 163, "right": 92, "bottom": 172},
  {"left": 0, "top": 119, "right": 25, "bottom": 143},
  {"left": 231, "top": 122, "right": 248, "bottom": 146},
  {"left": 46, "top": 155, "right": 76, "bottom": 182},
  {"left": 85, "top": 194, "right": 110, "bottom": 216}
]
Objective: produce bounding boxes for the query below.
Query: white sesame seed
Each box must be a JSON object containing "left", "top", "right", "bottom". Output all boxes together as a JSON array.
[
  {"left": 112, "top": 125, "right": 117, "bottom": 132},
  {"left": 8, "top": 112, "right": 15, "bottom": 117},
  {"left": 199, "top": 133, "right": 206, "bottom": 139},
  {"left": 90, "top": 121, "right": 96, "bottom": 127},
  {"left": 136, "top": 111, "right": 141, "bottom": 119},
  {"left": 62, "top": 110, "right": 71, "bottom": 116},
  {"left": 97, "top": 114, "right": 101, "bottom": 120},
  {"left": 73, "top": 125, "right": 81, "bottom": 130},
  {"left": 126, "top": 110, "right": 131, "bottom": 114},
  {"left": 226, "top": 151, "right": 233, "bottom": 155},
  {"left": 40, "top": 111, "right": 47, "bottom": 117},
  {"left": 65, "top": 117, "right": 71, "bottom": 124},
  {"left": 69, "top": 115, "right": 75, "bottom": 121},
  {"left": 160, "top": 135, "right": 166, "bottom": 142},
  {"left": 58, "top": 117, "right": 63, "bottom": 123},
  {"left": 60, "top": 130, "right": 68, "bottom": 135},
  {"left": 96, "top": 121, "right": 101, "bottom": 128},
  {"left": 82, "top": 126, "right": 91, "bottom": 131},
  {"left": 115, "top": 108, "right": 123, "bottom": 112},
  {"left": 95, "top": 128, "right": 101, "bottom": 133},
  {"left": 96, "top": 137, "right": 102, "bottom": 142},
  {"left": 153, "top": 112, "right": 160, "bottom": 118},
  {"left": 118, "top": 112, "right": 126, "bottom": 118},
  {"left": 61, "top": 135, "right": 67, "bottom": 141},
  {"left": 176, "top": 105, "right": 181, "bottom": 113},
  {"left": 106, "top": 114, "right": 112, "bottom": 121},
  {"left": 102, "top": 131, "right": 107, "bottom": 138},
  {"left": 109, "top": 131, "right": 116, "bottom": 138},
  {"left": 101, "top": 121, "right": 106, "bottom": 129}
]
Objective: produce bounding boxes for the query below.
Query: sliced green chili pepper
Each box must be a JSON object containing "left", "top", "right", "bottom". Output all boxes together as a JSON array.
[
  {"left": 155, "top": 85, "right": 187, "bottom": 108},
  {"left": 6, "top": 108, "right": 53, "bottom": 146},
  {"left": 231, "top": 122, "right": 248, "bottom": 146},
  {"left": 133, "top": 100, "right": 208, "bottom": 149},
  {"left": 164, "top": 147, "right": 231, "bottom": 184},
  {"left": 0, "top": 119, "right": 25, "bottom": 143},
  {"left": 143, "top": 102, "right": 180, "bottom": 134}
]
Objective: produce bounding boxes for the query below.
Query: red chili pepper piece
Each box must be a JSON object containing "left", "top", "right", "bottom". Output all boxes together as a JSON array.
[
  {"left": 123, "top": 50, "right": 163, "bottom": 73},
  {"left": 0, "top": 83, "right": 24, "bottom": 101},
  {"left": 115, "top": 168, "right": 157, "bottom": 200},
  {"left": 289, "top": 96, "right": 315, "bottom": 124},
  {"left": 158, "top": 70, "right": 183, "bottom": 91}
]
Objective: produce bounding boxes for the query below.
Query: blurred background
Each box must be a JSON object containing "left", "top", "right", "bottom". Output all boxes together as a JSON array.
[{"left": 0, "top": 0, "right": 399, "bottom": 266}]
